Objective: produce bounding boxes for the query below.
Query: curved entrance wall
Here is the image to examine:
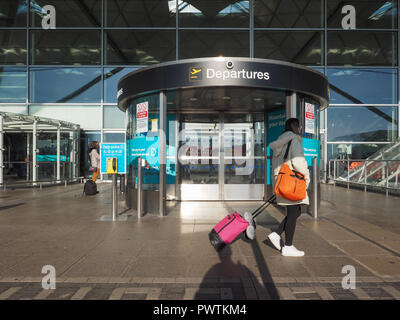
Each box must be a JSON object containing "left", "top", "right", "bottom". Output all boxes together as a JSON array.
[
  {"left": 118, "top": 58, "right": 329, "bottom": 216},
  {"left": 118, "top": 57, "right": 329, "bottom": 111}
]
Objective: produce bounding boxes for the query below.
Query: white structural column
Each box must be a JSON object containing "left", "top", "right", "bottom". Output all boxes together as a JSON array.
[
  {"left": 69, "top": 131, "right": 74, "bottom": 179},
  {"left": 159, "top": 91, "right": 167, "bottom": 216},
  {"left": 0, "top": 115, "right": 4, "bottom": 185},
  {"left": 32, "top": 119, "right": 37, "bottom": 183},
  {"left": 57, "top": 124, "right": 61, "bottom": 181}
]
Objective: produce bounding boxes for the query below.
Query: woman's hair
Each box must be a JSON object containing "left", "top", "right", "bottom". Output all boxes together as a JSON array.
[
  {"left": 88, "top": 141, "right": 98, "bottom": 152},
  {"left": 283, "top": 118, "right": 300, "bottom": 134}
]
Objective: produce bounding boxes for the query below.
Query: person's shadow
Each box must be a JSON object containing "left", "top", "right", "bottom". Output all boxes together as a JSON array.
[{"left": 194, "top": 244, "right": 280, "bottom": 300}]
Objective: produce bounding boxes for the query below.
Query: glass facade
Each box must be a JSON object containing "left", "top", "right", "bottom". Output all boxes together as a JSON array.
[{"left": 0, "top": 0, "right": 399, "bottom": 173}]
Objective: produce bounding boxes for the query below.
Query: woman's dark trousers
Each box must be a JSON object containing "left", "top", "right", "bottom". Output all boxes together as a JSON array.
[{"left": 275, "top": 205, "right": 302, "bottom": 246}]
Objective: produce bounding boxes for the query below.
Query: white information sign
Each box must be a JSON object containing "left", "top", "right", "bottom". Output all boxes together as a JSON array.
[
  {"left": 305, "top": 103, "right": 315, "bottom": 134},
  {"left": 136, "top": 101, "right": 148, "bottom": 133}
]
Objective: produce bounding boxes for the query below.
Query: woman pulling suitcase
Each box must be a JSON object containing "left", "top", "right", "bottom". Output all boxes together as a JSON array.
[{"left": 267, "top": 118, "right": 310, "bottom": 257}]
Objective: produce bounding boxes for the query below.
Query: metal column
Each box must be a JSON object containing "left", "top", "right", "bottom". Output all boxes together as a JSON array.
[
  {"left": 137, "top": 156, "right": 142, "bottom": 219},
  {"left": 312, "top": 157, "right": 319, "bottom": 219},
  {"left": 69, "top": 131, "right": 74, "bottom": 179},
  {"left": 159, "top": 91, "right": 167, "bottom": 216},
  {"left": 0, "top": 115, "right": 4, "bottom": 185},
  {"left": 57, "top": 125, "right": 61, "bottom": 181},
  {"left": 285, "top": 92, "right": 297, "bottom": 119},
  {"left": 112, "top": 174, "right": 118, "bottom": 221},
  {"left": 218, "top": 113, "right": 225, "bottom": 200},
  {"left": 26, "top": 132, "right": 30, "bottom": 181},
  {"left": 32, "top": 119, "right": 37, "bottom": 184}
]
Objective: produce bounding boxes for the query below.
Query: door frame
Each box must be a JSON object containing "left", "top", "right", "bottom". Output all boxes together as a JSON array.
[{"left": 175, "top": 112, "right": 265, "bottom": 201}]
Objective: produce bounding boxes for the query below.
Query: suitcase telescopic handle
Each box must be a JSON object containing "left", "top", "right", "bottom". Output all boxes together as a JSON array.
[{"left": 251, "top": 195, "right": 276, "bottom": 219}]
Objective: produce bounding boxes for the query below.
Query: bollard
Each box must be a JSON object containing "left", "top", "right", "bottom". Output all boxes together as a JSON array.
[
  {"left": 312, "top": 157, "right": 318, "bottom": 220},
  {"left": 333, "top": 160, "right": 336, "bottom": 186},
  {"left": 386, "top": 162, "right": 389, "bottom": 197},
  {"left": 137, "top": 156, "right": 142, "bottom": 219},
  {"left": 112, "top": 174, "right": 118, "bottom": 221}
]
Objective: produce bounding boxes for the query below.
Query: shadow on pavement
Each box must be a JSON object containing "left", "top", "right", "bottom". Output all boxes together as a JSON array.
[{"left": 194, "top": 241, "right": 280, "bottom": 300}]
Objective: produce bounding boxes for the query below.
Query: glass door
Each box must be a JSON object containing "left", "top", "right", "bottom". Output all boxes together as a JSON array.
[
  {"left": 178, "top": 114, "right": 221, "bottom": 200},
  {"left": 223, "top": 114, "right": 265, "bottom": 200},
  {"left": 177, "top": 113, "right": 265, "bottom": 200}
]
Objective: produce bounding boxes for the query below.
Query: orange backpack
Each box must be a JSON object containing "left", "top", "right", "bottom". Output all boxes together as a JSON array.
[{"left": 274, "top": 140, "right": 307, "bottom": 201}]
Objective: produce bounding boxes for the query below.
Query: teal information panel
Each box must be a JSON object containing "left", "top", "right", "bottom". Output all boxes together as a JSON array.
[
  {"left": 302, "top": 138, "right": 320, "bottom": 166},
  {"left": 37, "top": 155, "right": 69, "bottom": 162},
  {"left": 100, "top": 143, "right": 126, "bottom": 174}
]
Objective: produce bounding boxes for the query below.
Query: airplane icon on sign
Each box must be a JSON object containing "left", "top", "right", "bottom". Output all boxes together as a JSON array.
[
  {"left": 191, "top": 68, "right": 201, "bottom": 74},
  {"left": 189, "top": 67, "right": 202, "bottom": 81}
]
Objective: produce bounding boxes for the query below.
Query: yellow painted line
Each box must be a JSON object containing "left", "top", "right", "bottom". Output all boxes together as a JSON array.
[
  {"left": 71, "top": 287, "right": 92, "bottom": 300},
  {"left": 0, "top": 287, "right": 22, "bottom": 300}
]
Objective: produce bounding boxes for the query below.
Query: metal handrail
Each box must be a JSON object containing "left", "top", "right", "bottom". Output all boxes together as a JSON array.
[
  {"left": 1, "top": 176, "right": 85, "bottom": 191},
  {"left": 328, "top": 159, "right": 400, "bottom": 195}
]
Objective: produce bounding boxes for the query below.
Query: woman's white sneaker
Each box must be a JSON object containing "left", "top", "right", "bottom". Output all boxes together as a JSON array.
[
  {"left": 281, "top": 245, "right": 304, "bottom": 257},
  {"left": 244, "top": 212, "right": 255, "bottom": 240},
  {"left": 268, "top": 232, "right": 281, "bottom": 251}
]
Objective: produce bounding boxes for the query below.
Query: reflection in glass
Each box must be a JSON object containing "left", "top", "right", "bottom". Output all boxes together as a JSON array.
[
  {"left": 0, "top": 67, "right": 26, "bottom": 103},
  {"left": 327, "top": 0, "right": 397, "bottom": 29},
  {"left": 327, "top": 143, "right": 384, "bottom": 160},
  {"left": 30, "top": 0, "right": 101, "bottom": 27},
  {"left": 327, "top": 107, "right": 398, "bottom": 142},
  {"left": 30, "top": 106, "right": 102, "bottom": 130},
  {"left": 254, "top": 0, "right": 323, "bottom": 28},
  {"left": 104, "top": 67, "right": 139, "bottom": 103},
  {"left": 179, "top": 120, "right": 220, "bottom": 185},
  {"left": 0, "top": 30, "right": 26, "bottom": 65},
  {"left": 104, "top": 106, "right": 125, "bottom": 129},
  {"left": 254, "top": 31, "right": 323, "bottom": 65},
  {"left": 0, "top": 0, "right": 27, "bottom": 27},
  {"left": 37, "top": 132, "right": 72, "bottom": 181},
  {"left": 106, "top": 0, "right": 176, "bottom": 27},
  {"left": 179, "top": 31, "right": 249, "bottom": 59},
  {"left": 327, "top": 68, "right": 397, "bottom": 104},
  {"left": 127, "top": 93, "right": 160, "bottom": 189},
  {"left": 103, "top": 132, "right": 125, "bottom": 143},
  {"left": 30, "top": 30, "right": 101, "bottom": 65},
  {"left": 327, "top": 31, "right": 397, "bottom": 66},
  {"left": 30, "top": 67, "right": 101, "bottom": 103},
  {"left": 105, "top": 30, "right": 175, "bottom": 65},
  {"left": 178, "top": 0, "right": 250, "bottom": 28},
  {"left": 81, "top": 131, "right": 101, "bottom": 176}
]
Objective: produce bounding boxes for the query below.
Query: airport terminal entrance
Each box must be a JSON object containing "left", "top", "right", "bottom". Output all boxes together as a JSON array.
[
  {"left": 118, "top": 57, "right": 329, "bottom": 215},
  {"left": 177, "top": 113, "right": 265, "bottom": 200}
]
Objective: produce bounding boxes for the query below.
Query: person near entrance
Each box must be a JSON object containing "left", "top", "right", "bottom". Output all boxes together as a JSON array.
[
  {"left": 267, "top": 118, "right": 310, "bottom": 257},
  {"left": 89, "top": 141, "right": 100, "bottom": 182}
]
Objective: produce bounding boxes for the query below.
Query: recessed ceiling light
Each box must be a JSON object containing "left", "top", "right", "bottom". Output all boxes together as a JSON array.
[
  {"left": 223, "top": 96, "right": 231, "bottom": 100},
  {"left": 190, "top": 97, "right": 198, "bottom": 101}
]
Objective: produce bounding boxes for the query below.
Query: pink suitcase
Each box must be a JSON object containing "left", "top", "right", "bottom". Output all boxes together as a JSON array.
[{"left": 209, "top": 195, "right": 276, "bottom": 251}]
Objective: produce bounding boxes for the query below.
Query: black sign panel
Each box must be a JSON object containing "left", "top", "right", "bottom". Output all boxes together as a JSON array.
[{"left": 117, "top": 58, "right": 329, "bottom": 111}]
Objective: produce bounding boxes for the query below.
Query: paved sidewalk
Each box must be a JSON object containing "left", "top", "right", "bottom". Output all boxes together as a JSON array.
[{"left": 0, "top": 183, "right": 399, "bottom": 300}]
